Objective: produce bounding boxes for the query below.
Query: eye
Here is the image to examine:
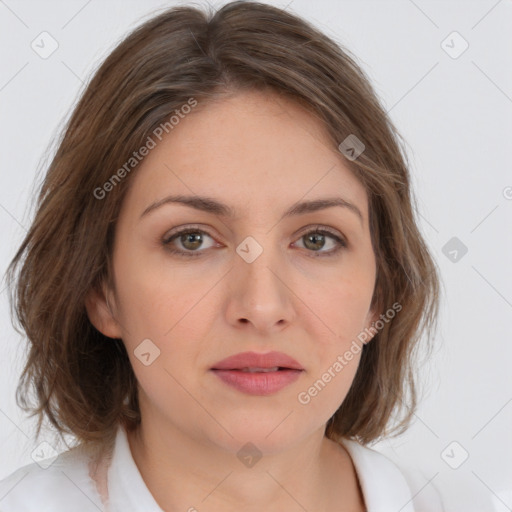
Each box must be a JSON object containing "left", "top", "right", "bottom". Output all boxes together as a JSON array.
[
  {"left": 162, "top": 226, "right": 217, "bottom": 257},
  {"left": 162, "top": 224, "right": 347, "bottom": 258},
  {"left": 292, "top": 225, "right": 347, "bottom": 257}
]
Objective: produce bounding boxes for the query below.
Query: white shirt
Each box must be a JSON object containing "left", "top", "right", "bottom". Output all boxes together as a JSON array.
[{"left": 0, "top": 424, "right": 444, "bottom": 511}]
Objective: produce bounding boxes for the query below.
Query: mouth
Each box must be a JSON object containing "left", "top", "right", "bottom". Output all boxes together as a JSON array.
[{"left": 210, "top": 352, "right": 304, "bottom": 395}]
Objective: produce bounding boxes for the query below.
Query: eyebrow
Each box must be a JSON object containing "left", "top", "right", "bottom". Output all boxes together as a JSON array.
[{"left": 140, "top": 194, "right": 363, "bottom": 224}]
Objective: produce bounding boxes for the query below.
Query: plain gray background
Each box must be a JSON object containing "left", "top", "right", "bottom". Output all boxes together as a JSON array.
[{"left": 1, "top": 1, "right": 511, "bottom": 511}]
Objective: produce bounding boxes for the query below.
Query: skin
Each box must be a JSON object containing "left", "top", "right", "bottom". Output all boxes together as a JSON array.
[{"left": 86, "top": 89, "right": 379, "bottom": 512}]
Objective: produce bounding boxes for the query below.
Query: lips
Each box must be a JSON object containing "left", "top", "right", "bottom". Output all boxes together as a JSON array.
[
  {"left": 210, "top": 351, "right": 304, "bottom": 395},
  {"left": 211, "top": 351, "right": 304, "bottom": 371}
]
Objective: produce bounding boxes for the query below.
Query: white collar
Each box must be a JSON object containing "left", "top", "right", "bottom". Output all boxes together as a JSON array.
[
  {"left": 340, "top": 438, "right": 415, "bottom": 511},
  {"left": 106, "top": 424, "right": 162, "bottom": 511}
]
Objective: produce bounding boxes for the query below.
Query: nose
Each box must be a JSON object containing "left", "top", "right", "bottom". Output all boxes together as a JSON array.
[{"left": 225, "top": 242, "right": 296, "bottom": 334}]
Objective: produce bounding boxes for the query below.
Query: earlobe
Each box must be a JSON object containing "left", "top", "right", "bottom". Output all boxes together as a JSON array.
[{"left": 84, "top": 283, "right": 123, "bottom": 339}]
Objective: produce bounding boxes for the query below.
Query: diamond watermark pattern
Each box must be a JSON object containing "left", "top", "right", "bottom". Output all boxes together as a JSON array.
[
  {"left": 441, "top": 441, "right": 469, "bottom": 469},
  {"left": 31, "top": 31, "right": 59, "bottom": 59},
  {"left": 134, "top": 338, "right": 161, "bottom": 366},
  {"left": 441, "top": 31, "right": 469, "bottom": 59},
  {"left": 442, "top": 236, "right": 468, "bottom": 263},
  {"left": 236, "top": 236, "right": 263, "bottom": 263},
  {"left": 31, "top": 441, "right": 59, "bottom": 469},
  {"left": 237, "top": 442, "right": 263, "bottom": 468},
  {"left": 338, "top": 134, "right": 365, "bottom": 161}
]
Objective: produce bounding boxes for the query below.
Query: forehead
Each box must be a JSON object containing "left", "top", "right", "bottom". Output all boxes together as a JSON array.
[{"left": 122, "top": 90, "right": 369, "bottom": 222}]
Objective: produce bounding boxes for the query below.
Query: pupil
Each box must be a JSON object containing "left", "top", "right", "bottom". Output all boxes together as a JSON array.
[
  {"left": 305, "top": 233, "right": 324, "bottom": 250},
  {"left": 183, "top": 233, "right": 202, "bottom": 249}
]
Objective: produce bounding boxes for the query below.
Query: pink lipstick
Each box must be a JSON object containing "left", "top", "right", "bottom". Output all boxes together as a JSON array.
[{"left": 210, "top": 351, "right": 304, "bottom": 395}]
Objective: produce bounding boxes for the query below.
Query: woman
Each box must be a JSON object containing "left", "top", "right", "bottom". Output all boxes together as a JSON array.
[{"left": 0, "top": 2, "right": 442, "bottom": 510}]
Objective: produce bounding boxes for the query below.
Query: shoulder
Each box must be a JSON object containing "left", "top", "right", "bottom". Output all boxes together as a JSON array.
[
  {"left": 340, "top": 439, "right": 445, "bottom": 512},
  {"left": 0, "top": 445, "right": 104, "bottom": 512}
]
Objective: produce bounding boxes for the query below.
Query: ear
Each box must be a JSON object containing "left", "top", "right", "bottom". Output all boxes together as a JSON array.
[{"left": 84, "top": 282, "right": 123, "bottom": 339}]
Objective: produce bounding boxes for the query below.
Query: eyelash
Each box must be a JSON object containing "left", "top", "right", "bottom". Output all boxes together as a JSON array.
[{"left": 162, "top": 224, "right": 347, "bottom": 259}]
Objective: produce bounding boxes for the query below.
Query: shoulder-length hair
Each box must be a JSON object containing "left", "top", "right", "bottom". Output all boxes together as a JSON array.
[{"left": 6, "top": 0, "right": 440, "bottom": 452}]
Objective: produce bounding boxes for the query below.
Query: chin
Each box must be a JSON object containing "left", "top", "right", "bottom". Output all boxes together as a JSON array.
[{"left": 207, "top": 415, "right": 311, "bottom": 455}]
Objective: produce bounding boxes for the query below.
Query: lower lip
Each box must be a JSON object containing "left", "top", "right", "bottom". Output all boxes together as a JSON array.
[{"left": 211, "top": 369, "right": 303, "bottom": 395}]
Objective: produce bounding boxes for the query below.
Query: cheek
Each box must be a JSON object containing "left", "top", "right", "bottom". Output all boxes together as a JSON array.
[
  {"left": 298, "top": 274, "right": 373, "bottom": 405},
  {"left": 112, "top": 240, "right": 203, "bottom": 339},
  {"left": 305, "top": 270, "right": 375, "bottom": 340},
  {"left": 297, "top": 283, "right": 369, "bottom": 416},
  {"left": 296, "top": 348, "right": 362, "bottom": 427},
  {"left": 111, "top": 246, "right": 214, "bottom": 396}
]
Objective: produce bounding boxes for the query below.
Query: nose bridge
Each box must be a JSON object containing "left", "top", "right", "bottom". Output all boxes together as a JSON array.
[
  {"left": 228, "top": 231, "right": 295, "bottom": 329},
  {"left": 236, "top": 232, "right": 284, "bottom": 295}
]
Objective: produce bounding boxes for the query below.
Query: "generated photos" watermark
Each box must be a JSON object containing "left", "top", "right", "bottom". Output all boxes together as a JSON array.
[
  {"left": 93, "top": 97, "right": 198, "bottom": 200},
  {"left": 298, "top": 301, "right": 402, "bottom": 405}
]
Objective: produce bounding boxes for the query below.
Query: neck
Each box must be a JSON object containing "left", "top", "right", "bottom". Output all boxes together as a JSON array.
[{"left": 126, "top": 416, "right": 364, "bottom": 512}]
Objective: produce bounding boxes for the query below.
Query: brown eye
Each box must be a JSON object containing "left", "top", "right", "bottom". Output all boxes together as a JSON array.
[
  {"left": 293, "top": 227, "right": 347, "bottom": 257},
  {"left": 162, "top": 225, "right": 347, "bottom": 259},
  {"left": 163, "top": 228, "right": 216, "bottom": 257}
]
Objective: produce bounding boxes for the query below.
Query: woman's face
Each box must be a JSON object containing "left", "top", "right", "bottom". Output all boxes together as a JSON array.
[{"left": 93, "top": 89, "right": 378, "bottom": 453}]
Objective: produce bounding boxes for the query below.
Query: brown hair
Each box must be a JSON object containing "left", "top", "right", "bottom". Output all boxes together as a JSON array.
[{"left": 5, "top": 0, "right": 440, "bottom": 452}]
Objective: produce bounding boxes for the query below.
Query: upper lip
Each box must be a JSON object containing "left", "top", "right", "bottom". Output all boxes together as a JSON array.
[{"left": 211, "top": 351, "right": 304, "bottom": 370}]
